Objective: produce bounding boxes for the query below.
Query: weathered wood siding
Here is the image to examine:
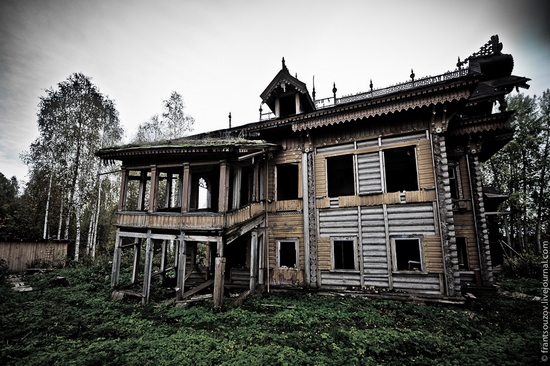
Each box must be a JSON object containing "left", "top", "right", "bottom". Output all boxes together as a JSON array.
[
  {"left": 268, "top": 212, "right": 304, "bottom": 261},
  {"left": 386, "top": 203, "right": 437, "bottom": 236},
  {"left": 361, "top": 206, "right": 390, "bottom": 287},
  {"left": 0, "top": 241, "right": 68, "bottom": 272},
  {"left": 392, "top": 273, "right": 442, "bottom": 295},
  {"left": 317, "top": 202, "right": 444, "bottom": 292},
  {"left": 453, "top": 213, "right": 480, "bottom": 269}
]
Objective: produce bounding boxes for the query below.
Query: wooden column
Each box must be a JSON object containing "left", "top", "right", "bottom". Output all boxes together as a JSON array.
[
  {"left": 181, "top": 163, "right": 190, "bottom": 213},
  {"left": 176, "top": 233, "right": 186, "bottom": 301},
  {"left": 137, "top": 170, "right": 147, "bottom": 211},
  {"left": 142, "top": 231, "right": 154, "bottom": 305},
  {"left": 218, "top": 161, "right": 230, "bottom": 212},
  {"left": 160, "top": 240, "right": 167, "bottom": 283},
  {"left": 148, "top": 166, "right": 158, "bottom": 213},
  {"left": 111, "top": 229, "right": 122, "bottom": 288},
  {"left": 250, "top": 231, "right": 258, "bottom": 292},
  {"left": 232, "top": 164, "right": 242, "bottom": 210},
  {"left": 131, "top": 238, "right": 140, "bottom": 284},
  {"left": 118, "top": 168, "right": 128, "bottom": 211},
  {"left": 213, "top": 237, "right": 225, "bottom": 308}
]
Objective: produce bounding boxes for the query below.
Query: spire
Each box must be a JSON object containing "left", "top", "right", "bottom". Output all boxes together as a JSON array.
[{"left": 312, "top": 75, "right": 316, "bottom": 101}]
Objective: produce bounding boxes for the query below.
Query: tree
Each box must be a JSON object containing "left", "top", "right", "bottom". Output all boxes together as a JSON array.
[
  {"left": 0, "top": 173, "right": 19, "bottom": 240},
  {"left": 482, "top": 90, "right": 550, "bottom": 253},
  {"left": 133, "top": 91, "right": 194, "bottom": 143},
  {"left": 22, "top": 73, "right": 123, "bottom": 260}
]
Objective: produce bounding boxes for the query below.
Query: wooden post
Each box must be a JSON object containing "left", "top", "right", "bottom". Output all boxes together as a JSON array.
[
  {"left": 137, "top": 170, "right": 147, "bottom": 211},
  {"left": 148, "top": 166, "right": 158, "bottom": 213},
  {"left": 250, "top": 231, "right": 258, "bottom": 292},
  {"left": 181, "top": 163, "right": 190, "bottom": 213},
  {"left": 160, "top": 240, "right": 167, "bottom": 283},
  {"left": 119, "top": 167, "right": 127, "bottom": 211},
  {"left": 213, "top": 257, "right": 226, "bottom": 308},
  {"left": 131, "top": 238, "right": 140, "bottom": 284},
  {"left": 176, "top": 234, "right": 186, "bottom": 301},
  {"left": 218, "top": 161, "right": 230, "bottom": 212},
  {"left": 232, "top": 163, "right": 242, "bottom": 210},
  {"left": 142, "top": 231, "right": 154, "bottom": 305},
  {"left": 111, "top": 229, "right": 122, "bottom": 288}
]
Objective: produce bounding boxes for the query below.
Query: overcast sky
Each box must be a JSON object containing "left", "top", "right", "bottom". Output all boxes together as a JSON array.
[{"left": 1, "top": 0, "right": 549, "bottom": 183}]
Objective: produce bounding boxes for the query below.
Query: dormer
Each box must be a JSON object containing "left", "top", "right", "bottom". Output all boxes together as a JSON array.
[{"left": 260, "top": 58, "right": 316, "bottom": 118}]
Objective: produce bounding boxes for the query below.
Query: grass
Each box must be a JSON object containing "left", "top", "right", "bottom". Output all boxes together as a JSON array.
[{"left": 0, "top": 260, "right": 541, "bottom": 365}]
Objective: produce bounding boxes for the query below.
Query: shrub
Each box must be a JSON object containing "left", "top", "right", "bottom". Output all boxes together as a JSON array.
[{"left": 501, "top": 250, "right": 542, "bottom": 279}]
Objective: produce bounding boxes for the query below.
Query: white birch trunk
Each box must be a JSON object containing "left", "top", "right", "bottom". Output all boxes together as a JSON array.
[
  {"left": 43, "top": 174, "right": 53, "bottom": 239},
  {"left": 74, "top": 189, "right": 82, "bottom": 261},
  {"left": 57, "top": 192, "right": 64, "bottom": 240}
]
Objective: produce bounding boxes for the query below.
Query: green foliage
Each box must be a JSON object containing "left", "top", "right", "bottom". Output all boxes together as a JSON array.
[
  {"left": 482, "top": 90, "right": 550, "bottom": 252},
  {"left": 501, "top": 250, "right": 543, "bottom": 279},
  {"left": 0, "top": 263, "right": 539, "bottom": 365},
  {"left": 0, "top": 173, "right": 20, "bottom": 240}
]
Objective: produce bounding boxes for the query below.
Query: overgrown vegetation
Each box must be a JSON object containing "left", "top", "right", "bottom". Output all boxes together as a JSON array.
[{"left": 0, "top": 260, "right": 540, "bottom": 365}]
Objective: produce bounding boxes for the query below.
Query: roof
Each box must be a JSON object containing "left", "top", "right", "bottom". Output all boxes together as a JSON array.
[{"left": 96, "top": 137, "right": 278, "bottom": 161}]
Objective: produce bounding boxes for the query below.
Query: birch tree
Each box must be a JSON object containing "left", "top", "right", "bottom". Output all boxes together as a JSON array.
[
  {"left": 23, "top": 73, "right": 123, "bottom": 260},
  {"left": 133, "top": 91, "right": 194, "bottom": 143}
]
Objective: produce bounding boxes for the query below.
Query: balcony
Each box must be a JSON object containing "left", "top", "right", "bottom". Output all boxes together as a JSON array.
[{"left": 117, "top": 201, "right": 266, "bottom": 231}]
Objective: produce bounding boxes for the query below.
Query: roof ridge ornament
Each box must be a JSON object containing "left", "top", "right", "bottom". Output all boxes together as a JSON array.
[
  {"left": 282, "top": 57, "right": 288, "bottom": 71},
  {"left": 457, "top": 35, "right": 503, "bottom": 67}
]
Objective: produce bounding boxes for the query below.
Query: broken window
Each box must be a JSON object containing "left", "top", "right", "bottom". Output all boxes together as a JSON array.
[
  {"left": 124, "top": 170, "right": 150, "bottom": 211},
  {"left": 327, "top": 155, "right": 355, "bottom": 197},
  {"left": 332, "top": 238, "right": 356, "bottom": 270},
  {"left": 276, "top": 164, "right": 299, "bottom": 200},
  {"left": 456, "top": 237, "right": 469, "bottom": 270},
  {"left": 278, "top": 240, "right": 298, "bottom": 268},
  {"left": 392, "top": 237, "right": 423, "bottom": 272},
  {"left": 384, "top": 147, "right": 418, "bottom": 192},
  {"left": 156, "top": 171, "right": 182, "bottom": 212}
]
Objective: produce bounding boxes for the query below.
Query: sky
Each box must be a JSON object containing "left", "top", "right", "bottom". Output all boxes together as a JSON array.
[{"left": 1, "top": 0, "right": 549, "bottom": 183}]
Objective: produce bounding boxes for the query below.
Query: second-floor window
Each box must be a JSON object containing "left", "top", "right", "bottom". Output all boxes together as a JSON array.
[
  {"left": 327, "top": 155, "right": 355, "bottom": 197},
  {"left": 276, "top": 164, "right": 299, "bottom": 200}
]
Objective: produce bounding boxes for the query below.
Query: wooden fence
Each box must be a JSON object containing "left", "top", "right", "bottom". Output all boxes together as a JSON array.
[{"left": 0, "top": 241, "right": 69, "bottom": 272}]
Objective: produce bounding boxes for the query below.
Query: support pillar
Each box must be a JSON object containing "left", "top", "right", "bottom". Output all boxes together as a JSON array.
[
  {"left": 213, "top": 237, "right": 225, "bottom": 308},
  {"left": 176, "top": 233, "right": 186, "bottom": 301},
  {"left": 111, "top": 229, "right": 122, "bottom": 288},
  {"left": 131, "top": 238, "right": 140, "bottom": 284},
  {"left": 148, "top": 166, "right": 158, "bottom": 213},
  {"left": 181, "top": 163, "right": 190, "bottom": 213},
  {"left": 250, "top": 231, "right": 258, "bottom": 292},
  {"left": 142, "top": 231, "right": 154, "bottom": 305},
  {"left": 218, "top": 161, "right": 230, "bottom": 212}
]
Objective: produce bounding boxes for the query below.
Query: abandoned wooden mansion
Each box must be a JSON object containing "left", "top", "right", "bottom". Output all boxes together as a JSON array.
[{"left": 97, "top": 36, "right": 530, "bottom": 305}]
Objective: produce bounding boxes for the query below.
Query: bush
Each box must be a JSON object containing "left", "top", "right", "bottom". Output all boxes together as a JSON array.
[{"left": 501, "top": 250, "right": 542, "bottom": 279}]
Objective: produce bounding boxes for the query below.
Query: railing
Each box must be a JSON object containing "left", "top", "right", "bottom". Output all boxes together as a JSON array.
[
  {"left": 258, "top": 68, "right": 470, "bottom": 121},
  {"left": 333, "top": 68, "right": 469, "bottom": 106},
  {"left": 118, "top": 201, "right": 266, "bottom": 231}
]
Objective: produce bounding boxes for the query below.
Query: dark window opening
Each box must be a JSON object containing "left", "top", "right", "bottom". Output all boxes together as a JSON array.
[
  {"left": 279, "top": 241, "right": 297, "bottom": 268},
  {"left": 456, "top": 237, "right": 469, "bottom": 270},
  {"left": 394, "top": 238, "right": 422, "bottom": 271},
  {"left": 240, "top": 165, "right": 254, "bottom": 207},
  {"left": 124, "top": 170, "right": 150, "bottom": 211},
  {"left": 279, "top": 94, "right": 296, "bottom": 117},
  {"left": 327, "top": 155, "right": 355, "bottom": 197},
  {"left": 277, "top": 164, "right": 299, "bottom": 200},
  {"left": 333, "top": 240, "right": 355, "bottom": 270},
  {"left": 384, "top": 147, "right": 418, "bottom": 192},
  {"left": 449, "top": 165, "right": 459, "bottom": 199},
  {"left": 156, "top": 171, "right": 182, "bottom": 212}
]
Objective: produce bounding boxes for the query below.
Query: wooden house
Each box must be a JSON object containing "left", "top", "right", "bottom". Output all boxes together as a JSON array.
[{"left": 97, "top": 35, "right": 529, "bottom": 305}]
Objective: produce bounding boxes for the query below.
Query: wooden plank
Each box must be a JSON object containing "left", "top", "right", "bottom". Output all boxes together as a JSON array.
[
  {"left": 180, "top": 279, "right": 214, "bottom": 300},
  {"left": 213, "top": 258, "right": 226, "bottom": 308}
]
